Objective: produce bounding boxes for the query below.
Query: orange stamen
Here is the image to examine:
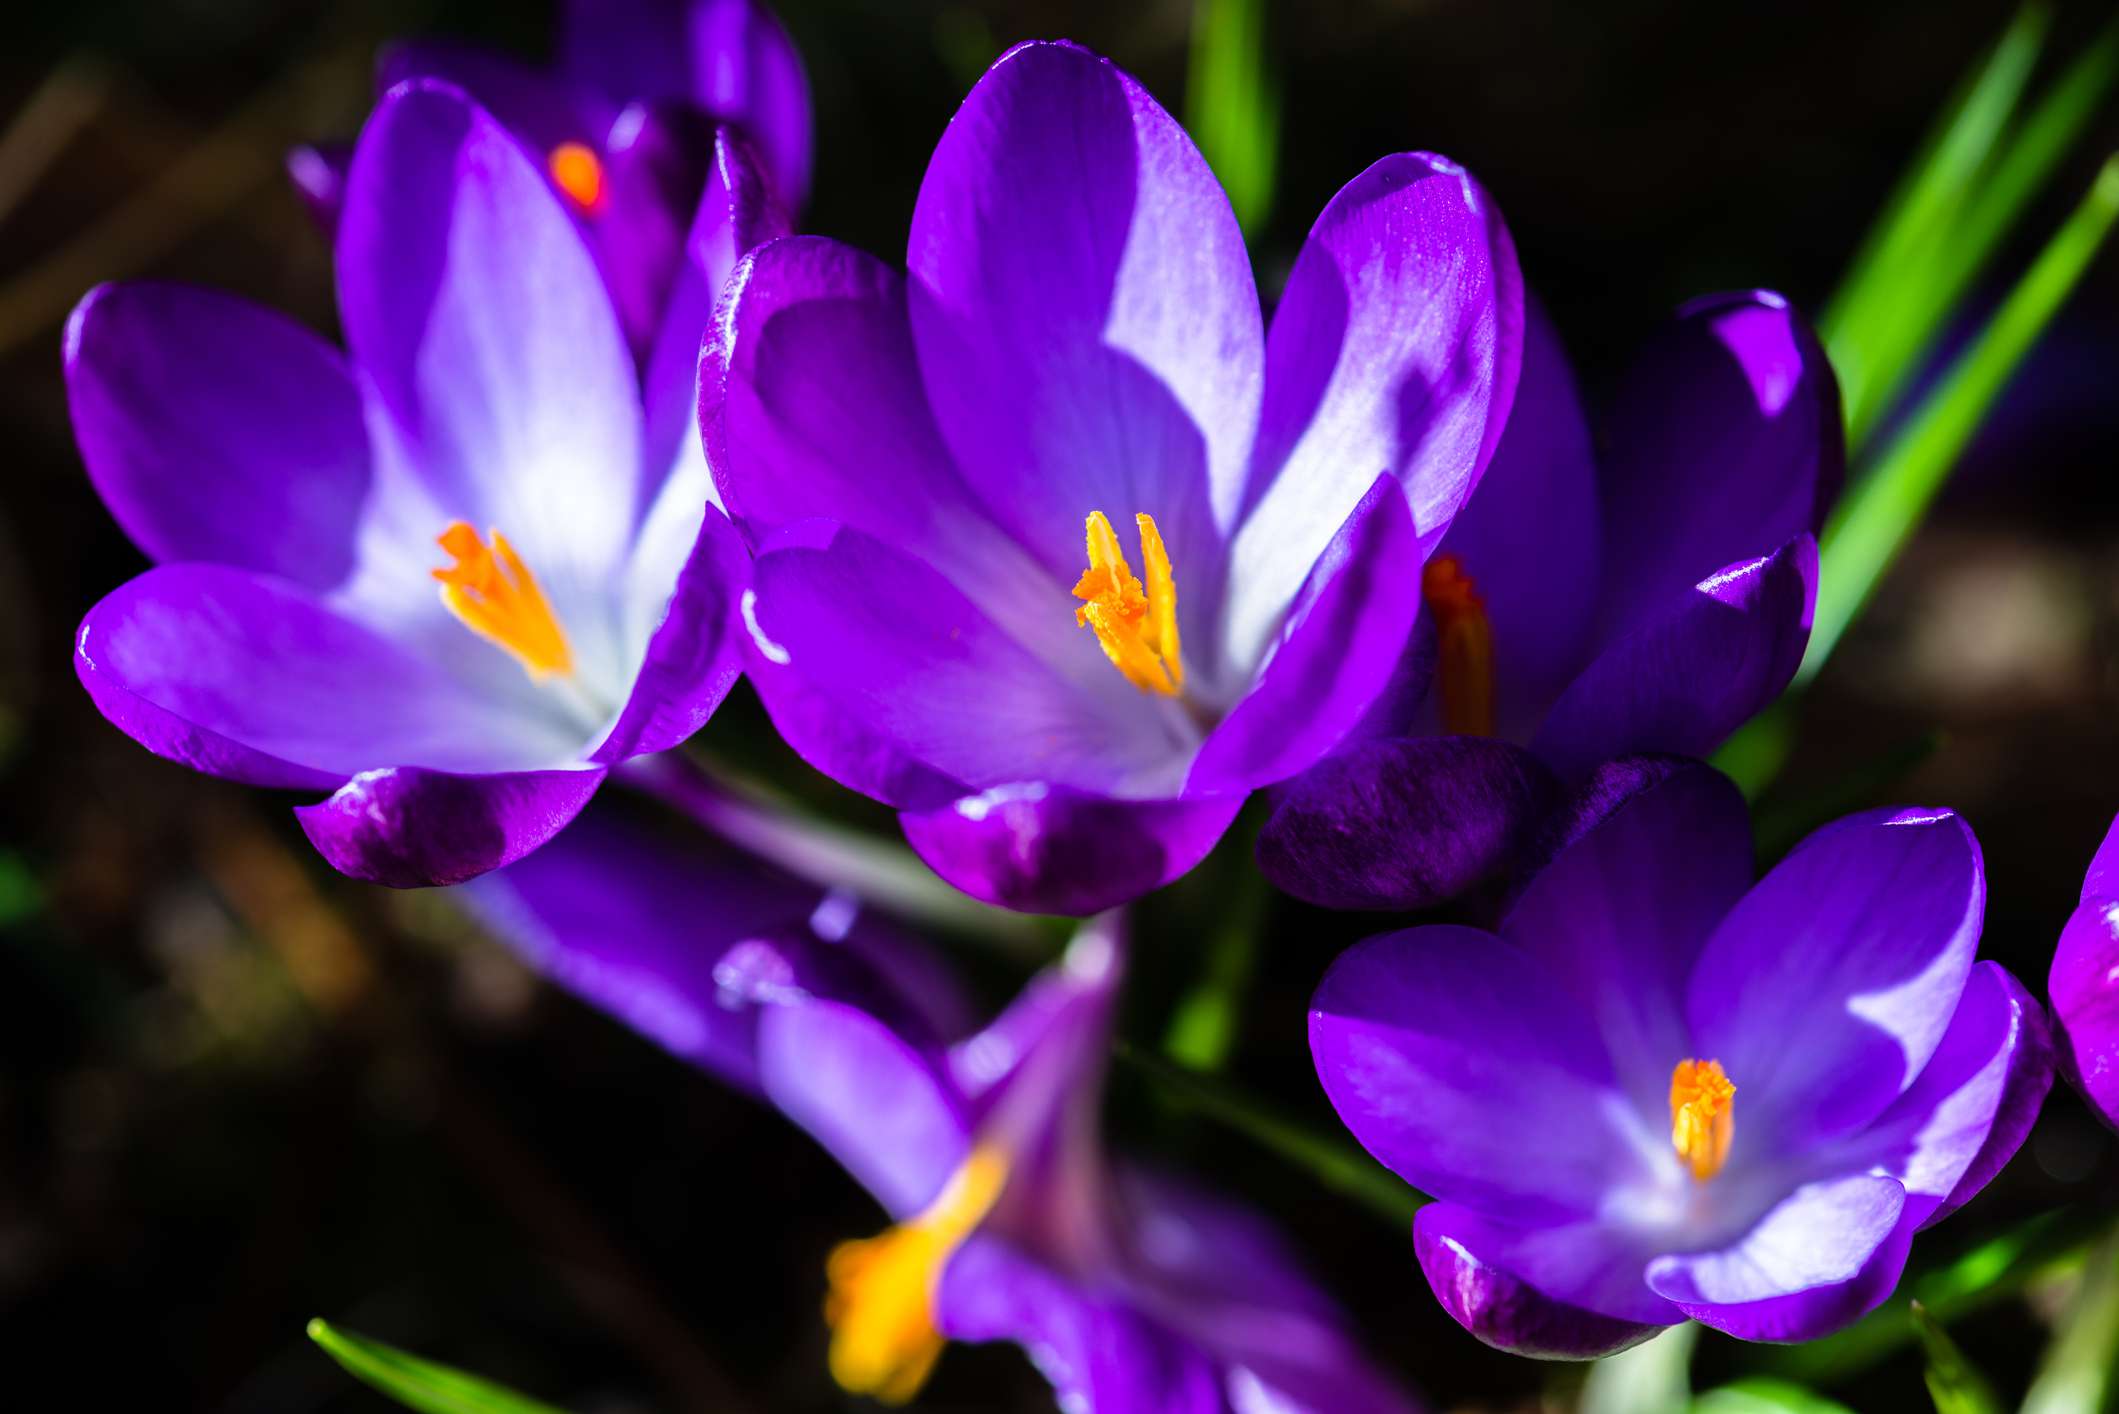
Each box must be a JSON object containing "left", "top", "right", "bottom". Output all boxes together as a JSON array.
[
  {"left": 1669, "top": 1058, "right": 1736, "bottom": 1182},
  {"left": 1424, "top": 554, "right": 1494, "bottom": 736},
  {"left": 431, "top": 522, "right": 575, "bottom": 681},
  {"left": 1073, "top": 511, "right": 1183, "bottom": 696},
  {"left": 547, "top": 141, "right": 606, "bottom": 213}
]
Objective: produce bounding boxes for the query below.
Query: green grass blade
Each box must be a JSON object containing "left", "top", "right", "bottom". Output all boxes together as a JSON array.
[
  {"left": 306, "top": 1319, "right": 570, "bottom": 1414},
  {"left": 1582, "top": 1324, "right": 1696, "bottom": 1414},
  {"left": 2021, "top": 1229, "right": 2119, "bottom": 1414},
  {"left": 1692, "top": 1378, "right": 1858, "bottom": 1414},
  {"left": 1802, "top": 154, "right": 2119, "bottom": 684},
  {"left": 1186, "top": 0, "right": 1279, "bottom": 235},
  {"left": 1824, "top": 4, "right": 2049, "bottom": 435},
  {"left": 1910, "top": 1302, "right": 2003, "bottom": 1414}
]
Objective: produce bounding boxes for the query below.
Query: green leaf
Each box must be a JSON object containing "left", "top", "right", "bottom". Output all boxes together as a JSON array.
[
  {"left": 1113, "top": 1042, "right": 1424, "bottom": 1228},
  {"left": 1909, "top": 1301, "right": 2002, "bottom": 1414},
  {"left": 2021, "top": 1230, "right": 2119, "bottom": 1414},
  {"left": 306, "top": 1319, "right": 570, "bottom": 1414},
  {"left": 1691, "top": 1378, "right": 1857, "bottom": 1414},
  {"left": 1161, "top": 843, "right": 1268, "bottom": 1070},
  {"left": 1802, "top": 154, "right": 2119, "bottom": 685},
  {"left": 1186, "top": 0, "right": 1279, "bottom": 235}
]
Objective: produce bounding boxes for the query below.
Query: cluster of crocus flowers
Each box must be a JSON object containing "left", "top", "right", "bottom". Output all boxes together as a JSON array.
[
  {"left": 704, "top": 39, "right": 1522, "bottom": 915},
  {"left": 1311, "top": 760, "right": 2051, "bottom": 1354},
  {"left": 1259, "top": 291, "right": 1839, "bottom": 909},
  {"left": 69, "top": 79, "right": 759, "bottom": 886}
]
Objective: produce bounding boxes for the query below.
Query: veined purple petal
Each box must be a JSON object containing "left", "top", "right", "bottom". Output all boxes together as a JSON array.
[
  {"left": 905, "top": 40, "right": 1263, "bottom": 652},
  {"left": 297, "top": 763, "right": 606, "bottom": 887},
  {"left": 1427, "top": 291, "right": 1599, "bottom": 731},
  {"left": 1499, "top": 760, "right": 1752, "bottom": 1114},
  {"left": 1687, "top": 807, "right": 1984, "bottom": 1152},
  {"left": 65, "top": 282, "right": 372, "bottom": 591},
  {"left": 1833, "top": 961, "right": 2051, "bottom": 1228},
  {"left": 755, "top": 997, "right": 968, "bottom": 1219},
  {"left": 338, "top": 81, "right": 641, "bottom": 679},
  {"left": 558, "top": 0, "right": 812, "bottom": 210},
  {"left": 1414, "top": 1202, "right": 1678, "bottom": 1353},
  {"left": 1191, "top": 475, "right": 1421, "bottom": 793},
  {"left": 1648, "top": 1176, "right": 1914, "bottom": 1341},
  {"left": 1597, "top": 291, "right": 1843, "bottom": 635},
  {"left": 76, "top": 563, "right": 574, "bottom": 780},
  {"left": 900, "top": 785, "right": 1241, "bottom": 917},
  {"left": 1310, "top": 926, "right": 1644, "bottom": 1221},
  {"left": 1229, "top": 150, "right": 1522, "bottom": 671},
  {"left": 2051, "top": 816, "right": 2119, "bottom": 1129},
  {"left": 590, "top": 502, "right": 746, "bottom": 762},
  {"left": 1531, "top": 535, "right": 1817, "bottom": 784},
  {"left": 1255, "top": 736, "right": 1559, "bottom": 911}
]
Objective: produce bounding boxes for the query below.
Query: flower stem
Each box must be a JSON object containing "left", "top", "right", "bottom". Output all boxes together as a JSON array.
[
  {"left": 1113, "top": 1041, "right": 1425, "bottom": 1230},
  {"left": 620, "top": 750, "right": 1053, "bottom": 954}
]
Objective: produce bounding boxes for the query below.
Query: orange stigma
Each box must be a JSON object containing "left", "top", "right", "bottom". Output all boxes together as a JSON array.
[
  {"left": 431, "top": 522, "right": 575, "bottom": 681},
  {"left": 547, "top": 141, "right": 606, "bottom": 213},
  {"left": 1669, "top": 1058, "right": 1736, "bottom": 1182},
  {"left": 1073, "top": 511, "right": 1182, "bottom": 696},
  {"left": 1424, "top": 554, "right": 1494, "bottom": 736},
  {"left": 824, "top": 1145, "right": 1009, "bottom": 1404}
]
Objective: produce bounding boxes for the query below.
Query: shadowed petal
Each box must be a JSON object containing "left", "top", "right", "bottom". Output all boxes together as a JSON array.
[
  {"left": 1597, "top": 291, "right": 1843, "bottom": 633},
  {"left": 1255, "top": 736, "right": 1559, "bottom": 911},
  {"left": 297, "top": 763, "right": 606, "bottom": 887},
  {"left": 378, "top": 41, "right": 608, "bottom": 156},
  {"left": 1531, "top": 536, "right": 1816, "bottom": 784},
  {"left": 1232, "top": 150, "right": 1522, "bottom": 669},
  {"left": 2051, "top": 817, "right": 2119, "bottom": 1129},
  {"left": 1414, "top": 1202, "right": 1678, "bottom": 1353},
  {"left": 900, "top": 785, "right": 1241, "bottom": 917},
  {"left": 65, "top": 282, "right": 373, "bottom": 591},
  {"left": 591, "top": 504, "right": 747, "bottom": 762}
]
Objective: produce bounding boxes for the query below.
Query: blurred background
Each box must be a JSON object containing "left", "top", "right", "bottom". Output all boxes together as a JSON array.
[{"left": 1, "top": 0, "right": 2115, "bottom": 1409}]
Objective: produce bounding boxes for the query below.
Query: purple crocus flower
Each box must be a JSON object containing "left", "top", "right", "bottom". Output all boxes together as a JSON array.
[
  {"left": 68, "top": 80, "right": 763, "bottom": 886},
  {"left": 2048, "top": 813, "right": 2119, "bottom": 1127},
  {"left": 1310, "top": 760, "right": 2050, "bottom": 1356},
  {"left": 459, "top": 802, "right": 972, "bottom": 1093},
  {"left": 701, "top": 40, "right": 1522, "bottom": 915},
  {"left": 1258, "top": 290, "right": 1841, "bottom": 909},
  {"left": 756, "top": 922, "right": 1422, "bottom": 1411}
]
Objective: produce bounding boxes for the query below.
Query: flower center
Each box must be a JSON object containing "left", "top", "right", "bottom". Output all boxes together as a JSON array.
[
  {"left": 1424, "top": 554, "right": 1494, "bottom": 736},
  {"left": 1072, "top": 510, "right": 1182, "bottom": 696},
  {"left": 1669, "top": 1058, "right": 1736, "bottom": 1182},
  {"left": 547, "top": 140, "right": 606, "bottom": 213},
  {"left": 432, "top": 522, "right": 576, "bottom": 681},
  {"left": 824, "top": 1145, "right": 1010, "bottom": 1405}
]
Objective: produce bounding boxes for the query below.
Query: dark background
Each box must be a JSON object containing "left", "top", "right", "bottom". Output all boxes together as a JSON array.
[{"left": 0, "top": 1, "right": 2115, "bottom": 1409}]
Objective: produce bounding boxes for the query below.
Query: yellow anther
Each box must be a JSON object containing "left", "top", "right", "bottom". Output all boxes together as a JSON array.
[
  {"left": 548, "top": 141, "right": 606, "bottom": 213},
  {"left": 1424, "top": 554, "right": 1494, "bottom": 737},
  {"left": 1669, "top": 1058, "right": 1736, "bottom": 1182},
  {"left": 825, "top": 1145, "right": 1009, "bottom": 1404},
  {"left": 432, "top": 521, "right": 576, "bottom": 681},
  {"left": 1073, "top": 510, "right": 1183, "bottom": 696}
]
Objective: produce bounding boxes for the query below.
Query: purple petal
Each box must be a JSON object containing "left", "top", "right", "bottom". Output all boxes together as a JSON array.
[
  {"left": 1499, "top": 760, "right": 1752, "bottom": 1112},
  {"left": 1834, "top": 961, "right": 2051, "bottom": 1227},
  {"left": 338, "top": 81, "right": 641, "bottom": 649},
  {"left": 938, "top": 1238, "right": 1225, "bottom": 1414},
  {"left": 1687, "top": 807, "right": 1984, "bottom": 1151},
  {"left": 590, "top": 504, "right": 746, "bottom": 762},
  {"left": 377, "top": 41, "right": 608, "bottom": 156},
  {"left": 1428, "top": 291, "right": 1600, "bottom": 730},
  {"left": 1191, "top": 475, "right": 1422, "bottom": 793},
  {"left": 1414, "top": 1202, "right": 1678, "bottom": 1356},
  {"left": 1255, "top": 736, "right": 1559, "bottom": 911},
  {"left": 2051, "top": 816, "right": 2119, "bottom": 1129},
  {"left": 744, "top": 522, "right": 1185, "bottom": 798},
  {"left": 460, "top": 804, "right": 968, "bottom": 1093},
  {"left": 1310, "top": 925, "right": 1642, "bottom": 1220},
  {"left": 1598, "top": 291, "right": 1843, "bottom": 633},
  {"left": 559, "top": 0, "right": 812, "bottom": 210},
  {"left": 901, "top": 785, "right": 1242, "bottom": 916},
  {"left": 297, "top": 763, "right": 606, "bottom": 887},
  {"left": 905, "top": 41, "right": 1263, "bottom": 630},
  {"left": 755, "top": 998, "right": 967, "bottom": 1219},
  {"left": 76, "top": 564, "right": 573, "bottom": 780},
  {"left": 286, "top": 141, "right": 350, "bottom": 236},
  {"left": 65, "top": 282, "right": 372, "bottom": 591},
  {"left": 1531, "top": 535, "right": 1817, "bottom": 784},
  {"left": 1233, "top": 150, "right": 1523, "bottom": 668},
  {"left": 593, "top": 101, "right": 719, "bottom": 359},
  {"left": 1648, "top": 1176, "right": 1914, "bottom": 1341}
]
